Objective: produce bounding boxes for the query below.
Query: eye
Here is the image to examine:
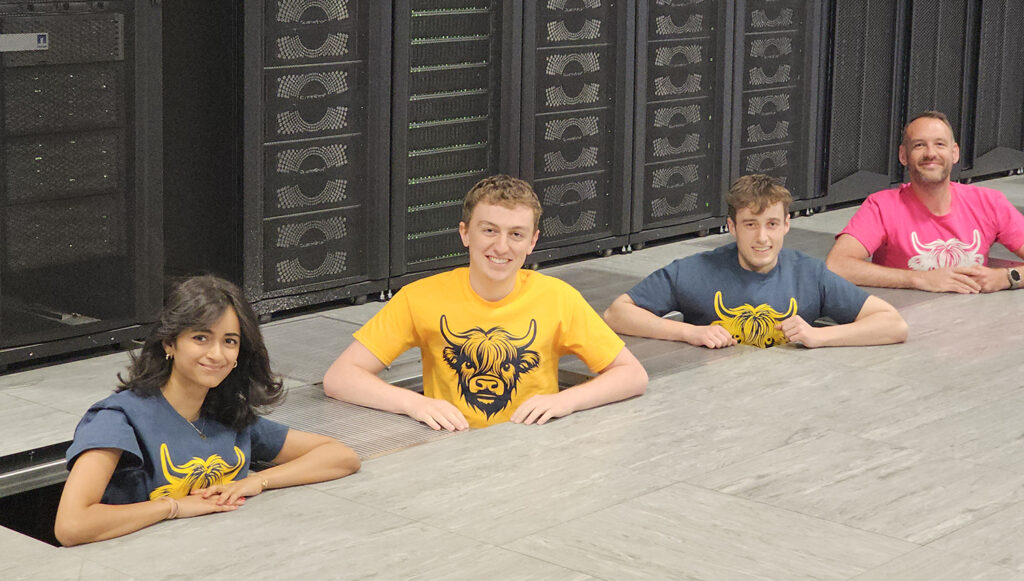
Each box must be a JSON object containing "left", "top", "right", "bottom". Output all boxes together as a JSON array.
[
  {"left": 192, "top": 334, "right": 208, "bottom": 342},
  {"left": 501, "top": 362, "right": 512, "bottom": 372},
  {"left": 225, "top": 337, "right": 239, "bottom": 346},
  {"left": 462, "top": 361, "right": 475, "bottom": 371}
]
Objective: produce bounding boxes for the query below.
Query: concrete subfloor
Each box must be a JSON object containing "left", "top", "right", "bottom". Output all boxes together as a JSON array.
[{"left": 2, "top": 175, "right": 1024, "bottom": 580}]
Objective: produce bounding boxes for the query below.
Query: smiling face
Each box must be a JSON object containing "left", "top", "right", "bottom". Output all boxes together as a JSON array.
[
  {"left": 899, "top": 116, "right": 960, "bottom": 186},
  {"left": 727, "top": 202, "right": 790, "bottom": 273},
  {"left": 164, "top": 306, "right": 241, "bottom": 391},
  {"left": 459, "top": 202, "right": 540, "bottom": 300}
]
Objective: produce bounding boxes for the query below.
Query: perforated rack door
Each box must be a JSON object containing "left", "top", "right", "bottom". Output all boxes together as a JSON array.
[
  {"left": 824, "top": 0, "right": 905, "bottom": 204},
  {"left": 390, "top": 0, "right": 512, "bottom": 276},
  {"left": 733, "top": 0, "right": 826, "bottom": 201},
  {"left": 961, "top": 0, "right": 1024, "bottom": 179},
  {"left": 631, "top": 0, "right": 731, "bottom": 237},
  {"left": 905, "top": 0, "right": 973, "bottom": 179},
  {"left": 522, "top": 0, "right": 632, "bottom": 253},
  {"left": 0, "top": 0, "right": 162, "bottom": 357},
  {"left": 245, "top": 0, "right": 389, "bottom": 300}
]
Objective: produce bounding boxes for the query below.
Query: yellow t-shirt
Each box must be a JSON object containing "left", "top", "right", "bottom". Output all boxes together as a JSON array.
[{"left": 353, "top": 268, "right": 625, "bottom": 428}]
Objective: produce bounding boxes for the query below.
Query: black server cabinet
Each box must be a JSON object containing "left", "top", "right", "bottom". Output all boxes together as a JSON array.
[
  {"left": 732, "top": 0, "right": 827, "bottom": 203},
  {"left": 164, "top": 1, "right": 389, "bottom": 316},
  {"left": 521, "top": 0, "right": 632, "bottom": 260},
  {"left": 960, "top": 0, "right": 1024, "bottom": 179},
  {"left": 0, "top": 1, "right": 162, "bottom": 367},
  {"left": 243, "top": 0, "right": 389, "bottom": 313},
  {"left": 390, "top": 0, "right": 515, "bottom": 280},
  {"left": 630, "top": 0, "right": 732, "bottom": 245},
  {"left": 824, "top": 0, "right": 907, "bottom": 204},
  {"left": 903, "top": 0, "right": 975, "bottom": 180}
]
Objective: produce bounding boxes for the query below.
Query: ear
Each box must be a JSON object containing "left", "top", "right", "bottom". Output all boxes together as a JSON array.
[
  {"left": 442, "top": 346, "right": 459, "bottom": 370},
  {"left": 952, "top": 141, "right": 961, "bottom": 164},
  {"left": 726, "top": 217, "right": 736, "bottom": 237},
  {"left": 458, "top": 221, "right": 470, "bottom": 248},
  {"left": 783, "top": 213, "right": 791, "bottom": 234},
  {"left": 526, "top": 227, "right": 540, "bottom": 255},
  {"left": 898, "top": 144, "right": 908, "bottom": 167}
]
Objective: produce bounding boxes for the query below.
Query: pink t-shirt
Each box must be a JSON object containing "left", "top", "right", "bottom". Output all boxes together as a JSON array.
[{"left": 839, "top": 182, "right": 1024, "bottom": 270}]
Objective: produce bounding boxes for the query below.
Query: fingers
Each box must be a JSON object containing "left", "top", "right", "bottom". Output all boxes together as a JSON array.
[{"left": 416, "top": 400, "right": 469, "bottom": 431}]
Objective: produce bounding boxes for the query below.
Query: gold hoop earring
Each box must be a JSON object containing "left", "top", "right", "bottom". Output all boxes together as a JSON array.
[
  {"left": 232, "top": 361, "right": 238, "bottom": 368},
  {"left": 165, "top": 353, "right": 173, "bottom": 361}
]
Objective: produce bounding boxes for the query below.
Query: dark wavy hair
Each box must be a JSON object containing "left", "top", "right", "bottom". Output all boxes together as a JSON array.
[{"left": 116, "top": 275, "right": 283, "bottom": 430}]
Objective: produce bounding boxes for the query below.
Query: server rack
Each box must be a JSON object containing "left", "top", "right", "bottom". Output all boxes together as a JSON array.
[
  {"left": 164, "top": 0, "right": 389, "bottom": 317},
  {"left": 521, "top": 0, "right": 632, "bottom": 261},
  {"left": 960, "top": 0, "right": 1024, "bottom": 180},
  {"left": 0, "top": 0, "right": 162, "bottom": 368},
  {"left": 823, "top": 0, "right": 907, "bottom": 205},
  {"left": 629, "top": 0, "right": 732, "bottom": 246},
  {"left": 389, "top": 0, "right": 517, "bottom": 283},
  {"left": 732, "top": 0, "right": 827, "bottom": 205}
]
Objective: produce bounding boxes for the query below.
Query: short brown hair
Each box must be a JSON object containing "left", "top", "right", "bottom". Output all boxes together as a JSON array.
[
  {"left": 726, "top": 174, "right": 792, "bottom": 221},
  {"left": 461, "top": 174, "right": 543, "bottom": 231},
  {"left": 902, "top": 110, "right": 955, "bottom": 147}
]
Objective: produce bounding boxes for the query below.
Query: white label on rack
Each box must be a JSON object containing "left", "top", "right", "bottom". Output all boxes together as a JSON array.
[{"left": 0, "top": 32, "right": 49, "bottom": 52}]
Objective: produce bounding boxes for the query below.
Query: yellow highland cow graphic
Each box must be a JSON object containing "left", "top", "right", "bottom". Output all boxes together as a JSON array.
[
  {"left": 710, "top": 291, "right": 797, "bottom": 348},
  {"left": 149, "top": 443, "right": 245, "bottom": 499}
]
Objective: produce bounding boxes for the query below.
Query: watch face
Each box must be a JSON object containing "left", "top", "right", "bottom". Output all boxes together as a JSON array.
[{"left": 1013, "top": 270, "right": 1022, "bottom": 282}]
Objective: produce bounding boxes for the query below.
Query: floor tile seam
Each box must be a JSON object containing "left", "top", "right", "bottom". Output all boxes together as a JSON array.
[
  {"left": 843, "top": 545, "right": 1024, "bottom": 581},
  {"left": 0, "top": 390, "right": 80, "bottom": 417},
  {"left": 77, "top": 555, "right": 137, "bottom": 580},
  {"left": 677, "top": 480, "right": 930, "bottom": 552}
]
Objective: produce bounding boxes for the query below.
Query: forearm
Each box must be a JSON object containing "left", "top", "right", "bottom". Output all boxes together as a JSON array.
[
  {"left": 255, "top": 441, "right": 360, "bottom": 490},
  {"left": 604, "top": 300, "right": 695, "bottom": 342},
  {"left": 324, "top": 361, "right": 425, "bottom": 417},
  {"left": 827, "top": 255, "right": 918, "bottom": 289},
  {"left": 55, "top": 499, "right": 173, "bottom": 547},
  {"left": 556, "top": 356, "right": 647, "bottom": 413},
  {"left": 814, "top": 311, "right": 908, "bottom": 347}
]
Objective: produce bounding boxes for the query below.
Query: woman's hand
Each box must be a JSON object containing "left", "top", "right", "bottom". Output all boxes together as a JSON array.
[
  {"left": 174, "top": 493, "right": 246, "bottom": 517},
  {"left": 190, "top": 474, "right": 265, "bottom": 505}
]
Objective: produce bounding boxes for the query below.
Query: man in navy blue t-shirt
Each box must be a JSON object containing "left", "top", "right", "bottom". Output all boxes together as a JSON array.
[{"left": 604, "top": 175, "right": 908, "bottom": 349}]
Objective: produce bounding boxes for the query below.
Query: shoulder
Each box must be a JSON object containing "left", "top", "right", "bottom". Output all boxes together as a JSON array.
[
  {"left": 520, "top": 270, "right": 583, "bottom": 299},
  {"left": 953, "top": 182, "right": 1010, "bottom": 204},
  {"left": 86, "top": 390, "right": 155, "bottom": 415},
  {"left": 399, "top": 268, "right": 465, "bottom": 295}
]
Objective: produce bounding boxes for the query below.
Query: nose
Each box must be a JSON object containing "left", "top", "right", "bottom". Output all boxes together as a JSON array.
[
  {"left": 206, "top": 341, "right": 225, "bottom": 362},
  {"left": 493, "top": 234, "right": 510, "bottom": 253}
]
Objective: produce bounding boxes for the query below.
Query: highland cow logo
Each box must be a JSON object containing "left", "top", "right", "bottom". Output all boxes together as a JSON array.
[
  {"left": 711, "top": 291, "right": 796, "bottom": 348},
  {"left": 440, "top": 316, "right": 540, "bottom": 418},
  {"left": 907, "top": 230, "right": 984, "bottom": 270},
  {"left": 150, "top": 443, "right": 245, "bottom": 500}
]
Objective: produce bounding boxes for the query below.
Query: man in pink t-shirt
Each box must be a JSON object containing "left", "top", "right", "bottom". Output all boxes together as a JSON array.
[{"left": 826, "top": 111, "right": 1024, "bottom": 293}]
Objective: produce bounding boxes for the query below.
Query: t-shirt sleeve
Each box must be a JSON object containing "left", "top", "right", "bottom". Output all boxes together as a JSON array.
[
  {"left": 819, "top": 265, "right": 870, "bottom": 324},
  {"left": 562, "top": 288, "right": 626, "bottom": 373},
  {"left": 351, "top": 288, "right": 418, "bottom": 366},
  {"left": 66, "top": 407, "right": 143, "bottom": 471},
  {"left": 249, "top": 417, "right": 290, "bottom": 463},
  {"left": 838, "top": 195, "right": 887, "bottom": 255},
  {"left": 988, "top": 190, "right": 1024, "bottom": 254},
  {"left": 626, "top": 264, "right": 680, "bottom": 317}
]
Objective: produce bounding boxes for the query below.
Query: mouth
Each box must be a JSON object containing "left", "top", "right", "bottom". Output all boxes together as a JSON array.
[
  {"left": 198, "top": 362, "right": 228, "bottom": 373},
  {"left": 487, "top": 256, "right": 511, "bottom": 265}
]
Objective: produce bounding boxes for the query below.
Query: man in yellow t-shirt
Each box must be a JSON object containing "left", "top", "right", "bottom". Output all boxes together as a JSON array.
[{"left": 323, "top": 175, "right": 647, "bottom": 430}]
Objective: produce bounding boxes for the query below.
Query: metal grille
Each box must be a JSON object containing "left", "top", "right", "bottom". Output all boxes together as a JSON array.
[
  {"left": 263, "top": 208, "right": 362, "bottom": 289},
  {"left": 264, "top": 137, "right": 363, "bottom": 217},
  {"left": 5, "top": 195, "right": 126, "bottom": 271},
  {"left": 907, "top": 1, "right": 967, "bottom": 135},
  {"left": 3, "top": 64, "right": 125, "bottom": 135},
  {"left": 3, "top": 131, "right": 124, "bottom": 202}
]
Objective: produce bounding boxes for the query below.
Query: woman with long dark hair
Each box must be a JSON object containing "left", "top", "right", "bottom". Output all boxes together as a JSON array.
[{"left": 55, "top": 275, "right": 360, "bottom": 546}]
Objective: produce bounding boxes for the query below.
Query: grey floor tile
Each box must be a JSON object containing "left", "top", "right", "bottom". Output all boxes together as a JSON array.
[
  {"left": 0, "top": 393, "right": 79, "bottom": 455},
  {"left": 0, "top": 350, "right": 128, "bottom": 415},
  {"left": 928, "top": 500, "right": 1024, "bottom": 574},
  {"left": 508, "top": 483, "right": 916, "bottom": 581},
  {"left": 689, "top": 430, "right": 1024, "bottom": 544},
  {"left": 317, "top": 424, "right": 673, "bottom": 545},
  {"left": 317, "top": 298, "right": 387, "bottom": 326},
  {"left": 516, "top": 386, "right": 824, "bottom": 482},
  {"left": 849, "top": 546, "right": 1024, "bottom": 581},
  {"left": 878, "top": 390, "right": 1024, "bottom": 474},
  {"left": 261, "top": 315, "right": 363, "bottom": 384},
  {"left": 790, "top": 205, "right": 859, "bottom": 235}
]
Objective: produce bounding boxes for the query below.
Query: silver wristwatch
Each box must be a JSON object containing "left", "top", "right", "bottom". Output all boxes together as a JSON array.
[{"left": 1008, "top": 268, "right": 1022, "bottom": 290}]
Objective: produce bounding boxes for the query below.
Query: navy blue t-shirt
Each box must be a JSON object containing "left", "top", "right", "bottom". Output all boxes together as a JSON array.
[
  {"left": 66, "top": 390, "right": 289, "bottom": 504},
  {"left": 627, "top": 243, "right": 869, "bottom": 348}
]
